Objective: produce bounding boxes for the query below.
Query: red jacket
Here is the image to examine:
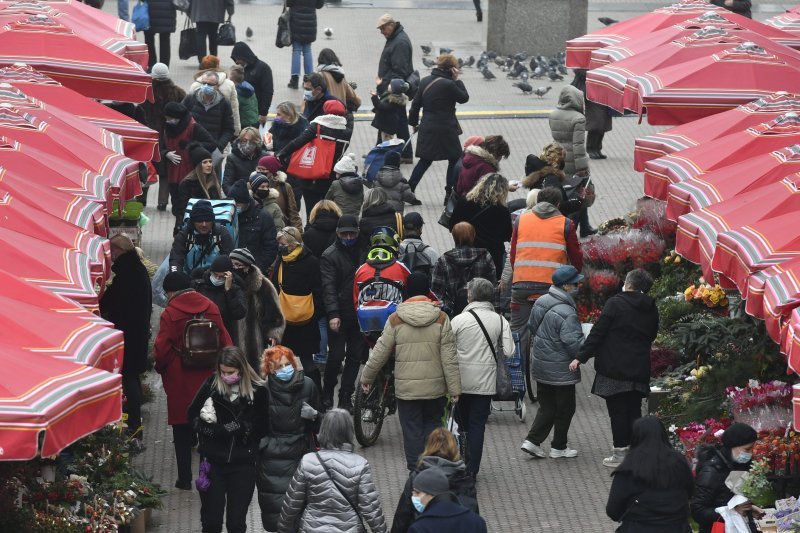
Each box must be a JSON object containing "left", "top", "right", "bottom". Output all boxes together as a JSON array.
[
  {"left": 353, "top": 260, "right": 411, "bottom": 308},
  {"left": 154, "top": 290, "right": 232, "bottom": 425},
  {"left": 456, "top": 146, "right": 499, "bottom": 196}
]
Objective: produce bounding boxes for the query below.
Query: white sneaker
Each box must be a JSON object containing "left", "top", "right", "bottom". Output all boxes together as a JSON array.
[
  {"left": 603, "top": 447, "right": 628, "bottom": 468},
  {"left": 549, "top": 447, "right": 578, "bottom": 458},
  {"left": 520, "top": 440, "right": 546, "bottom": 458}
]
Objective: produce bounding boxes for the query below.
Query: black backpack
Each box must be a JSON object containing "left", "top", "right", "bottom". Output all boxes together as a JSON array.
[
  {"left": 450, "top": 259, "right": 478, "bottom": 317},
  {"left": 399, "top": 242, "right": 434, "bottom": 281}
]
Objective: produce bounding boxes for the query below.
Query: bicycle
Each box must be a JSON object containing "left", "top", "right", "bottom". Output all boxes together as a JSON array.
[{"left": 353, "top": 356, "right": 396, "bottom": 447}]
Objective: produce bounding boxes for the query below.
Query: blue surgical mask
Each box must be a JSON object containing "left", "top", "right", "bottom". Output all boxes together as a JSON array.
[
  {"left": 340, "top": 237, "right": 358, "bottom": 248},
  {"left": 303, "top": 89, "right": 314, "bottom": 101},
  {"left": 201, "top": 84, "right": 215, "bottom": 97},
  {"left": 273, "top": 117, "right": 285, "bottom": 124},
  {"left": 735, "top": 451, "right": 752, "bottom": 464},
  {"left": 275, "top": 364, "right": 295, "bottom": 381},
  {"left": 411, "top": 496, "right": 426, "bottom": 513}
]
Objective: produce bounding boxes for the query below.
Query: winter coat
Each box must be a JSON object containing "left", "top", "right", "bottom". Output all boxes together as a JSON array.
[
  {"left": 302, "top": 92, "right": 348, "bottom": 125},
  {"left": 522, "top": 159, "right": 567, "bottom": 202},
  {"left": 235, "top": 267, "right": 285, "bottom": 370},
  {"left": 391, "top": 456, "right": 478, "bottom": 533},
  {"left": 237, "top": 200, "right": 278, "bottom": 274},
  {"left": 692, "top": 445, "right": 757, "bottom": 533},
  {"left": 258, "top": 371, "right": 320, "bottom": 532},
  {"left": 192, "top": 270, "right": 248, "bottom": 343},
  {"left": 189, "top": 0, "right": 232, "bottom": 24},
  {"left": 230, "top": 42, "right": 275, "bottom": 117},
  {"left": 319, "top": 65, "right": 361, "bottom": 112},
  {"left": 169, "top": 223, "right": 236, "bottom": 275},
  {"left": 320, "top": 238, "right": 361, "bottom": 323},
  {"left": 371, "top": 92, "right": 409, "bottom": 136},
  {"left": 237, "top": 88, "right": 259, "bottom": 129},
  {"left": 430, "top": 246, "right": 496, "bottom": 314},
  {"left": 378, "top": 22, "right": 414, "bottom": 84},
  {"left": 455, "top": 146, "right": 498, "bottom": 196},
  {"left": 358, "top": 202, "right": 401, "bottom": 255},
  {"left": 449, "top": 198, "right": 512, "bottom": 277},
  {"left": 278, "top": 444, "right": 387, "bottom": 533},
  {"left": 578, "top": 291, "right": 659, "bottom": 385},
  {"left": 607, "top": 461, "right": 694, "bottom": 533},
  {"left": 528, "top": 285, "right": 584, "bottom": 386},
  {"left": 146, "top": 0, "right": 176, "bottom": 33},
  {"left": 398, "top": 238, "right": 440, "bottom": 276},
  {"left": 99, "top": 251, "right": 152, "bottom": 376},
  {"left": 407, "top": 496, "right": 487, "bottom": 533},
  {"left": 187, "top": 376, "right": 269, "bottom": 464},
  {"left": 182, "top": 90, "right": 236, "bottom": 151},
  {"left": 269, "top": 115, "right": 309, "bottom": 154},
  {"left": 549, "top": 85, "right": 589, "bottom": 176},
  {"left": 376, "top": 166, "right": 417, "bottom": 213},
  {"left": 409, "top": 68, "right": 469, "bottom": 161},
  {"left": 277, "top": 114, "right": 352, "bottom": 181},
  {"left": 265, "top": 170, "right": 303, "bottom": 231},
  {"left": 260, "top": 190, "right": 287, "bottom": 231},
  {"left": 190, "top": 69, "right": 240, "bottom": 133},
  {"left": 571, "top": 70, "right": 613, "bottom": 134},
  {"left": 362, "top": 297, "right": 461, "bottom": 400},
  {"left": 222, "top": 141, "right": 269, "bottom": 193},
  {"left": 174, "top": 169, "right": 223, "bottom": 220},
  {"left": 325, "top": 174, "right": 364, "bottom": 218},
  {"left": 143, "top": 79, "right": 185, "bottom": 134},
  {"left": 303, "top": 210, "right": 339, "bottom": 258},
  {"left": 286, "top": 0, "right": 324, "bottom": 44},
  {"left": 270, "top": 247, "right": 323, "bottom": 355},
  {"left": 451, "top": 301, "right": 514, "bottom": 395},
  {"left": 153, "top": 289, "right": 233, "bottom": 425},
  {"left": 710, "top": 0, "right": 751, "bottom": 18},
  {"left": 159, "top": 116, "right": 216, "bottom": 185}
]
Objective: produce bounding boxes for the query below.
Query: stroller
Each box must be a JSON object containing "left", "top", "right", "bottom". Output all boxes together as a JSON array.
[{"left": 362, "top": 135, "right": 415, "bottom": 185}]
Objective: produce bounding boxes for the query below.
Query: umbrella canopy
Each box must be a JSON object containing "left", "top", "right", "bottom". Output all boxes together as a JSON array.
[
  {"left": 644, "top": 112, "right": 800, "bottom": 199},
  {"left": 766, "top": 10, "right": 800, "bottom": 37},
  {"left": 666, "top": 145, "right": 800, "bottom": 220},
  {"left": 781, "top": 308, "right": 800, "bottom": 373},
  {"left": 634, "top": 91, "right": 800, "bottom": 171},
  {"left": 1, "top": 0, "right": 137, "bottom": 37},
  {"left": 565, "top": 0, "right": 726, "bottom": 68},
  {"left": 0, "top": 343, "right": 121, "bottom": 460},
  {"left": 628, "top": 43, "right": 800, "bottom": 125},
  {"left": 0, "top": 65, "right": 158, "bottom": 161},
  {"left": 0, "top": 15, "right": 152, "bottom": 103},
  {"left": 741, "top": 257, "right": 800, "bottom": 341}
]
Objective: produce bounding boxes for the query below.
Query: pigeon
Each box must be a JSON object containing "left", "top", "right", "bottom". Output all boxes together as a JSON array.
[
  {"left": 548, "top": 70, "right": 564, "bottom": 81},
  {"left": 421, "top": 44, "right": 432, "bottom": 56},
  {"left": 486, "top": 50, "right": 498, "bottom": 60},
  {"left": 245, "top": 27, "right": 253, "bottom": 40},
  {"left": 480, "top": 66, "right": 496, "bottom": 80},
  {"left": 462, "top": 55, "right": 475, "bottom": 68},
  {"left": 506, "top": 61, "right": 528, "bottom": 79},
  {"left": 520, "top": 71, "right": 529, "bottom": 83},
  {"left": 512, "top": 81, "right": 533, "bottom": 94},
  {"left": 324, "top": 27, "right": 333, "bottom": 38},
  {"left": 531, "top": 65, "right": 546, "bottom": 79},
  {"left": 458, "top": 58, "right": 464, "bottom": 68},
  {"left": 422, "top": 57, "right": 436, "bottom": 68},
  {"left": 533, "top": 86, "right": 552, "bottom": 98},
  {"left": 494, "top": 56, "right": 507, "bottom": 68},
  {"left": 598, "top": 17, "right": 618, "bottom": 26},
  {"left": 558, "top": 64, "right": 568, "bottom": 75},
  {"left": 513, "top": 52, "right": 528, "bottom": 61},
  {"left": 440, "top": 47, "right": 453, "bottom": 55}
]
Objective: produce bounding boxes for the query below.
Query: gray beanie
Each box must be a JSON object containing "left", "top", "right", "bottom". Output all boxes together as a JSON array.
[{"left": 413, "top": 467, "right": 450, "bottom": 496}]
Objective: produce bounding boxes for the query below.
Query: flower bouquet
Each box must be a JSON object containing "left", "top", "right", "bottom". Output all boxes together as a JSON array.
[
  {"left": 684, "top": 280, "right": 729, "bottom": 309},
  {"left": 727, "top": 380, "right": 792, "bottom": 432},
  {"left": 741, "top": 458, "right": 777, "bottom": 508},
  {"left": 669, "top": 417, "right": 732, "bottom": 462}
]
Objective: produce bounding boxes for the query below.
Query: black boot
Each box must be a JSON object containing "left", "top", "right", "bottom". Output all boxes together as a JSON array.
[
  {"left": 338, "top": 395, "right": 354, "bottom": 414},
  {"left": 444, "top": 186, "right": 452, "bottom": 206},
  {"left": 595, "top": 131, "right": 607, "bottom": 159},
  {"left": 476, "top": 10, "right": 482, "bottom": 21},
  {"left": 287, "top": 75, "right": 299, "bottom": 89}
]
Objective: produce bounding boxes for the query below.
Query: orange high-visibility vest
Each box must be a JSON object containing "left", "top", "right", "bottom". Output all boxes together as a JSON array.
[{"left": 512, "top": 212, "right": 569, "bottom": 284}]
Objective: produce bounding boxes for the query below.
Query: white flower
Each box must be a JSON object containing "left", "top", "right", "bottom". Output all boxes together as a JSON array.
[
  {"left": 669, "top": 424, "right": 677, "bottom": 433},
  {"left": 749, "top": 379, "right": 760, "bottom": 388}
]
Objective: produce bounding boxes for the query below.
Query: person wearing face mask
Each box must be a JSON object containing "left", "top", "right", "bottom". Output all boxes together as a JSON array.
[
  {"left": 192, "top": 255, "right": 248, "bottom": 345},
  {"left": 222, "top": 127, "right": 268, "bottom": 194},
  {"left": 250, "top": 172, "right": 286, "bottom": 232},
  {"left": 187, "top": 346, "right": 268, "bottom": 533},
  {"left": 520, "top": 265, "right": 585, "bottom": 461},
  {"left": 227, "top": 179, "right": 278, "bottom": 275},
  {"left": 182, "top": 71, "right": 236, "bottom": 153},
  {"left": 691, "top": 423, "right": 760, "bottom": 533},
  {"left": 319, "top": 215, "right": 366, "bottom": 413},
  {"left": 407, "top": 467, "right": 486, "bottom": 533},
  {"left": 300, "top": 72, "right": 349, "bottom": 127},
  {"left": 256, "top": 345, "right": 321, "bottom": 532},
  {"left": 174, "top": 144, "right": 223, "bottom": 230},
  {"left": 190, "top": 55, "right": 241, "bottom": 133},
  {"left": 570, "top": 268, "right": 659, "bottom": 468},
  {"left": 255, "top": 155, "right": 304, "bottom": 232}
]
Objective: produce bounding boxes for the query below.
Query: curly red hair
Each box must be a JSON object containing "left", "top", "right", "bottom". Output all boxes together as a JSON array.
[{"left": 260, "top": 345, "right": 301, "bottom": 377}]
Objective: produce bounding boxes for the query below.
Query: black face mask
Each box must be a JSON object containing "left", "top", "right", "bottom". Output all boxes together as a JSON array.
[
  {"left": 254, "top": 189, "right": 269, "bottom": 200},
  {"left": 278, "top": 244, "right": 290, "bottom": 256}
]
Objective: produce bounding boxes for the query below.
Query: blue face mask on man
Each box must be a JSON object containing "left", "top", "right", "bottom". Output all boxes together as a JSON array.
[
  {"left": 411, "top": 496, "right": 426, "bottom": 513},
  {"left": 201, "top": 84, "right": 215, "bottom": 97},
  {"left": 303, "top": 89, "right": 314, "bottom": 101},
  {"left": 275, "top": 364, "right": 295, "bottom": 381},
  {"left": 340, "top": 237, "right": 358, "bottom": 248}
]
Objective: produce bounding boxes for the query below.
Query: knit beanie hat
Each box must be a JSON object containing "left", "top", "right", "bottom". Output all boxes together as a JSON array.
[
  {"left": 210, "top": 255, "right": 233, "bottom": 273},
  {"left": 250, "top": 172, "right": 269, "bottom": 191},
  {"left": 323, "top": 99, "right": 346, "bottom": 116},
  {"left": 413, "top": 467, "right": 450, "bottom": 496},
  {"left": 389, "top": 78, "right": 409, "bottom": 95},
  {"left": 164, "top": 102, "right": 188, "bottom": 120},
  {"left": 189, "top": 144, "right": 213, "bottom": 167},
  {"left": 189, "top": 199, "right": 215, "bottom": 222},
  {"left": 384, "top": 151, "right": 401, "bottom": 168},
  {"left": 406, "top": 272, "right": 430, "bottom": 298},
  {"left": 334, "top": 153, "right": 358, "bottom": 175},
  {"left": 721, "top": 423, "right": 758, "bottom": 449},
  {"left": 229, "top": 248, "right": 256, "bottom": 267},
  {"left": 258, "top": 155, "right": 283, "bottom": 176},
  {"left": 228, "top": 179, "right": 252, "bottom": 204},
  {"left": 151, "top": 63, "right": 170, "bottom": 80},
  {"left": 163, "top": 271, "right": 191, "bottom": 292}
]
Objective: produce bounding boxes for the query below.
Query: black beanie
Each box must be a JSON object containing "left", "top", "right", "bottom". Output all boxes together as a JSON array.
[
  {"left": 384, "top": 151, "right": 401, "bottom": 168},
  {"left": 721, "top": 423, "right": 758, "bottom": 449},
  {"left": 163, "top": 271, "right": 191, "bottom": 292},
  {"left": 189, "top": 199, "right": 215, "bottom": 222},
  {"left": 228, "top": 179, "right": 252, "bottom": 204},
  {"left": 210, "top": 255, "right": 233, "bottom": 272},
  {"left": 406, "top": 272, "right": 430, "bottom": 298},
  {"left": 164, "top": 101, "right": 188, "bottom": 120},
  {"left": 525, "top": 154, "right": 547, "bottom": 175},
  {"left": 189, "top": 144, "right": 214, "bottom": 167}
]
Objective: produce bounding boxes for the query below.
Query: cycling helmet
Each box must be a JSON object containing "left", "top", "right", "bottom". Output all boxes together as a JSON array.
[{"left": 369, "top": 226, "right": 399, "bottom": 254}]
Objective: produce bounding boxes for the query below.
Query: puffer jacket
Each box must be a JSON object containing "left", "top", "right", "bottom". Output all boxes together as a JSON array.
[
  {"left": 325, "top": 173, "right": 364, "bottom": 218},
  {"left": 450, "top": 301, "right": 514, "bottom": 395},
  {"left": 691, "top": 445, "right": 756, "bottom": 533},
  {"left": 190, "top": 69, "right": 240, "bottom": 133},
  {"left": 371, "top": 91, "right": 409, "bottom": 136},
  {"left": 320, "top": 238, "right": 361, "bottom": 323},
  {"left": 455, "top": 146, "right": 498, "bottom": 196},
  {"left": 303, "top": 210, "right": 340, "bottom": 258},
  {"left": 278, "top": 444, "right": 387, "bottom": 533},
  {"left": 528, "top": 285, "right": 584, "bottom": 385},
  {"left": 146, "top": 0, "right": 176, "bottom": 34},
  {"left": 182, "top": 89, "right": 236, "bottom": 151},
  {"left": 258, "top": 371, "right": 320, "bottom": 532},
  {"left": 260, "top": 188, "right": 287, "bottom": 231},
  {"left": 548, "top": 85, "right": 589, "bottom": 176},
  {"left": 375, "top": 166, "right": 417, "bottom": 213},
  {"left": 286, "top": 0, "right": 324, "bottom": 44},
  {"left": 391, "top": 456, "right": 478, "bottom": 533},
  {"left": 362, "top": 297, "right": 461, "bottom": 400},
  {"left": 222, "top": 141, "right": 268, "bottom": 193}
]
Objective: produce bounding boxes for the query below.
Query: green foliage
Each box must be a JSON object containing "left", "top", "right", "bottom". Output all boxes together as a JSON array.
[
  {"left": 665, "top": 315, "right": 756, "bottom": 363},
  {"left": 650, "top": 256, "right": 702, "bottom": 301},
  {"left": 656, "top": 298, "right": 697, "bottom": 334}
]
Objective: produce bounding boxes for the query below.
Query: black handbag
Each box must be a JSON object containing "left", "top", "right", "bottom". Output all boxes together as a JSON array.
[
  {"left": 438, "top": 190, "right": 461, "bottom": 229},
  {"left": 178, "top": 17, "right": 197, "bottom": 60},
  {"left": 276, "top": 1, "right": 291, "bottom": 48},
  {"left": 217, "top": 16, "right": 236, "bottom": 46},
  {"left": 469, "top": 310, "right": 515, "bottom": 401}
]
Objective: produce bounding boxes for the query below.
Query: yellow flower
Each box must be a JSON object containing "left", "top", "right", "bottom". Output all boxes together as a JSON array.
[
  {"left": 719, "top": 297, "right": 729, "bottom": 307},
  {"left": 674, "top": 256, "right": 681, "bottom": 264},
  {"left": 709, "top": 293, "right": 720, "bottom": 305}
]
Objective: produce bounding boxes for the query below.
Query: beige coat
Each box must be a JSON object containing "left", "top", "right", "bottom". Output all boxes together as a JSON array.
[{"left": 361, "top": 297, "right": 461, "bottom": 400}]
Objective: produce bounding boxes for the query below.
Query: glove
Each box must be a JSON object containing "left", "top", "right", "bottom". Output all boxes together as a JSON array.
[
  {"left": 223, "top": 420, "right": 242, "bottom": 434},
  {"left": 166, "top": 151, "right": 182, "bottom": 164},
  {"left": 300, "top": 402, "right": 318, "bottom": 421}
]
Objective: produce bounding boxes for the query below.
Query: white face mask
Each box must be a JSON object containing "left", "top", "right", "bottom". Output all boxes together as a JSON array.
[{"left": 210, "top": 274, "right": 225, "bottom": 287}]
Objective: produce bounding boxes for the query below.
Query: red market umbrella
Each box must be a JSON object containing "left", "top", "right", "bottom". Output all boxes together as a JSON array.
[
  {"left": 565, "top": 0, "right": 726, "bottom": 68},
  {"left": 0, "top": 15, "right": 152, "bottom": 103},
  {"left": 634, "top": 91, "right": 800, "bottom": 171},
  {"left": 5, "top": 0, "right": 138, "bottom": 38},
  {"left": 781, "top": 308, "right": 800, "bottom": 373},
  {"left": 644, "top": 112, "right": 800, "bottom": 199},
  {"left": 0, "top": 65, "right": 158, "bottom": 162},
  {"left": 666, "top": 145, "right": 800, "bottom": 220},
  {"left": 742, "top": 257, "right": 800, "bottom": 341},
  {"left": 0, "top": 344, "right": 121, "bottom": 460},
  {"left": 766, "top": 11, "right": 800, "bottom": 37},
  {"left": 628, "top": 43, "right": 800, "bottom": 125}
]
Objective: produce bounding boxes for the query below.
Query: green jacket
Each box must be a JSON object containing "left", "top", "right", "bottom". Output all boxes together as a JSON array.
[{"left": 238, "top": 92, "right": 259, "bottom": 128}]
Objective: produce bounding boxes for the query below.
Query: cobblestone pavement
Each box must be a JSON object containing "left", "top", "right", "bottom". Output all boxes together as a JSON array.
[{"left": 117, "top": 0, "right": 794, "bottom": 530}]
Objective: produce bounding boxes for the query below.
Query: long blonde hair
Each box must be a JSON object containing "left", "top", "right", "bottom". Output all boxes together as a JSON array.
[
  {"left": 276, "top": 101, "right": 300, "bottom": 125},
  {"left": 465, "top": 172, "right": 509, "bottom": 207},
  {"left": 213, "top": 346, "right": 264, "bottom": 400}
]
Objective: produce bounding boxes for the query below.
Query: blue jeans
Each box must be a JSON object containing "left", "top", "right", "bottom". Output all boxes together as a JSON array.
[
  {"left": 118, "top": 0, "right": 129, "bottom": 21},
  {"left": 313, "top": 318, "right": 328, "bottom": 363},
  {"left": 291, "top": 42, "right": 313, "bottom": 76}
]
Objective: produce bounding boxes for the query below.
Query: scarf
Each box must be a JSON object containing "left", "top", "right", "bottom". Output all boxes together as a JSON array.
[{"left": 281, "top": 245, "right": 303, "bottom": 263}]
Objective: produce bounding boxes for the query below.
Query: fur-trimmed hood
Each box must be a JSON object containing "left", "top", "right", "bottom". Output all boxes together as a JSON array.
[
  {"left": 267, "top": 170, "right": 288, "bottom": 184},
  {"left": 463, "top": 145, "right": 498, "bottom": 171},
  {"left": 522, "top": 164, "right": 565, "bottom": 189},
  {"left": 385, "top": 93, "right": 408, "bottom": 106},
  {"left": 311, "top": 114, "right": 348, "bottom": 130}
]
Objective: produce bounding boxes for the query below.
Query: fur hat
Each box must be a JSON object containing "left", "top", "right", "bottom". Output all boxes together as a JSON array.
[
  {"left": 721, "top": 423, "right": 758, "bottom": 449},
  {"left": 189, "top": 144, "right": 213, "bottom": 167},
  {"left": 323, "top": 99, "right": 346, "bottom": 116},
  {"left": 258, "top": 155, "right": 283, "bottom": 176},
  {"left": 151, "top": 62, "right": 170, "bottom": 80},
  {"left": 228, "top": 179, "right": 252, "bottom": 204},
  {"left": 164, "top": 102, "right": 188, "bottom": 120},
  {"left": 163, "top": 271, "right": 191, "bottom": 292},
  {"left": 229, "top": 248, "right": 256, "bottom": 267},
  {"left": 384, "top": 151, "right": 401, "bottom": 168},
  {"left": 334, "top": 153, "right": 358, "bottom": 175},
  {"left": 210, "top": 255, "right": 233, "bottom": 273},
  {"left": 413, "top": 467, "right": 449, "bottom": 496},
  {"left": 189, "top": 199, "right": 215, "bottom": 222},
  {"left": 250, "top": 172, "right": 269, "bottom": 191}
]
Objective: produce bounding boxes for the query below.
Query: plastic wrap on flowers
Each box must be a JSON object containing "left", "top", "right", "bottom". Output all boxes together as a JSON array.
[
  {"left": 575, "top": 267, "right": 622, "bottom": 319},
  {"left": 632, "top": 198, "right": 677, "bottom": 243},
  {"left": 582, "top": 229, "right": 666, "bottom": 273},
  {"left": 727, "top": 380, "right": 792, "bottom": 432}
]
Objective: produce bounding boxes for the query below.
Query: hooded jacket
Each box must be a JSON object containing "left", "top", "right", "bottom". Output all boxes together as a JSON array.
[
  {"left": 430, "top": 246, "right": 496, "bottom": 314},
  {"left": 362, "top": 297, "right": 461, "bottom": 400},
  {"left": 265, "top": 170, "right": 303, "bottom": 231},
  {"left": 182, "top": 89, "right": 236, "bottom": 150},
  {"left": 378, "top": 22, "right": 413, "bottom": 84},
  {"left": 190, "top": 69, "right": 240, "bottom": 132},
  {"left": 231, "top": 42, "right": 275, "bottom": 117},
  {"left": 376, "top": 166, "right": 417, "bottom": 213},
  {"left": 320, "top": 238, "right": 361, "bottom": 323},
  {"left": 319, "top": 64, "right": 361, "bottom": 112},
  {"left": 277, "top": 114, "right": 352, "bottom": 180},
  {"left": 549, "top": 85, "right": 589, "bottom": 176},
  {"left": 370, "top": 90, "right": 409, "bottom": 135},
  {"left": 192, "top": 269, "right": 248, "bottom": 344},
  {"left": 528, "top": 285, "right": 584, "bottom": 386},
  {"left": 259, "top": 188, "right": 286, "bottom": 231},
  {"left": 303, "top": 210, "right": 339, "bottom": 258},
  {"left": 235, "top": 267, "right": 285, "bottom": 371},
  {"left": 455, "top": 145, "right": 498, "bottom": 196},
  {"left": 324, "top": 173, "right": 364, "bottom": 218},
  {"left": 153, "top": 289, "right": 233, "bottom": 425},
  {"left": 407, "top": 496, "right": 487, "bottom": 533},
  {"left": 578, "top": 291, "right": 658, "bottom": 384},
  {"left": 691, "top": 445, "right": 754, "bottom": 533}
]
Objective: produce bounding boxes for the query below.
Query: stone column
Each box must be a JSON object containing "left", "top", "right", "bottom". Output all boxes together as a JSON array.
[{"left": 486, "top": 0, "right": 588, "bottom": 57}]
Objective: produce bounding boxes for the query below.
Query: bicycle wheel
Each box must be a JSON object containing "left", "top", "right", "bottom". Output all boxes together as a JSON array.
[{"left": 354, "top": 368, "right": 386, "bottom": 447}]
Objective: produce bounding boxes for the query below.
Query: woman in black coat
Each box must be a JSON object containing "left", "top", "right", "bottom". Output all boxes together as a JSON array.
[
  {"left": 606, "top": 416, "right": 693, "bottom": 533},
  {"left": 408, "top": 54, "right": 469, "bottom": 196},
  {"left": 357, "top": 188, "right": 401, "bottom": 257},
  {"left": 286, "top": 0, "right": 324, "bottom": 89},
  {"left": 222, "top": 127, "right": 269, "bottom": 194},
  {"left": 144, "top": 0, "right": 176, "bottom": 69},
  {"left": 99, "top": 236, "right": 152, "bottom": 440},
  {"left": 303, "top": 200, "right": 341, "bottom": 258}
]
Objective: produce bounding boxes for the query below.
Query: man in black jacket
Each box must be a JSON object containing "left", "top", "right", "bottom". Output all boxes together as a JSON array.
[
  {"left": 228, "top": 179, "right": 278, "bottom": 274},
  {"left": 169, "top": 199, "right": 236, "bottom": 275},
  {"left": 319, "top": 215, "right": 365, "bottom": 412},
  {"left": 231, "top": 42, "right": 275, "bottom": 125},
  {"left": 182, "top": 71, "right": 235, "bottom": 152},
  {"left": 193, "top": 255, "right": 247, "bottom": 343},
  {"left": 376, "top": 13, "right": 414, "bottom": 162}
]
